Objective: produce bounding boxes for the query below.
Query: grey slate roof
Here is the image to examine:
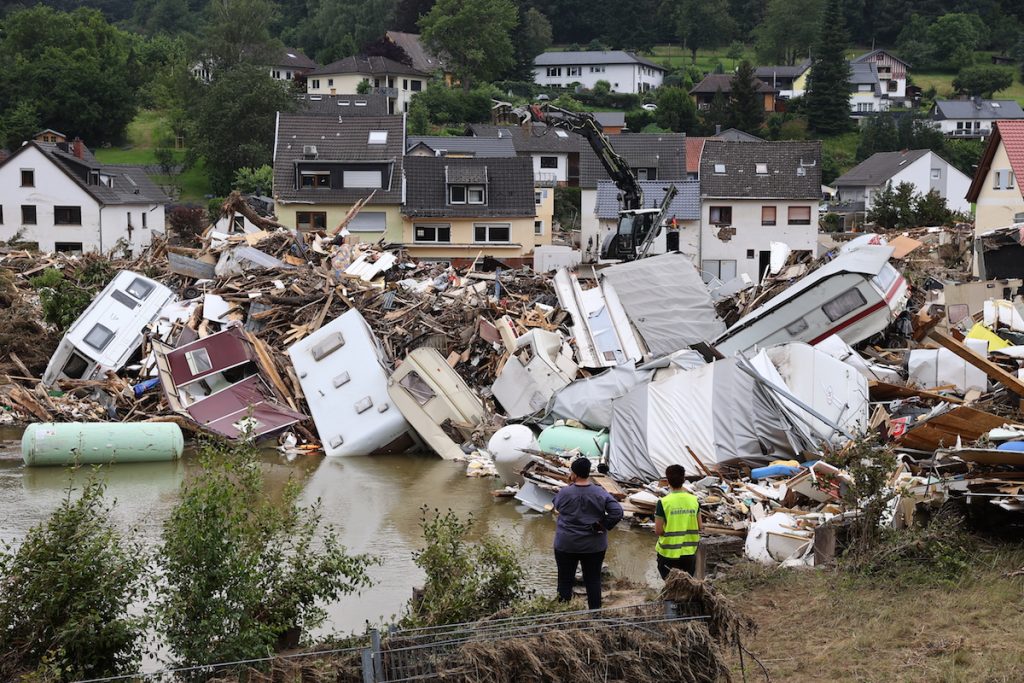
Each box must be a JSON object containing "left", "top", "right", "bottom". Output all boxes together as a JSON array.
[
  {"left": 274, "top": 48, "right": 317, "bottom": 70},
  {"left": 595, "top": 179, "right": 700, "bottom": 220},
  {"left": 403, "top": 155, "right": 535, "bottom": 218},
  {"left": 851, "top": 49, "right": 909, "bottom": 67},
  {"left": 848, "top": 62, "right": 880, "bottom": 94},
  {"left": 534, "top": 50, "right": 665, "bottom": 71},
  {"left": 310, "top": 55, "right": 426, "bottom": 77},
  {"left": 579, "top": 133, "right": 686, "bottom": 189},
  {"left": 468, "top": 124, "right": 581, "bottom": 154},
  {"left": 754, "top": 60, "right": 811, "bottom": 79},
  {"left": 295, "top": 93, "right": 390, "bottom": 116},
  {"left": 699, "top": 140, "right": 821, "bottom": 199},
  {"left": 21, "top": 142, "right": 170, "bottom": 205},
  {"left": 932, "top": 99, "right": 1024, "bottom": 121},
  {"left": 690, "top": 73, "right": 777, "bottom": 94},
  {"left": 407, "top": 135, "right": 516, "bottom": 157},
  {"left": 385, "top": 31, "right": 446, "bottom": 73},
  {"left": 832, "top": 149, "right": 931, "bottom": 187},
  {"left": 272, "top": 113, "right": 405, "bottom": 205}
]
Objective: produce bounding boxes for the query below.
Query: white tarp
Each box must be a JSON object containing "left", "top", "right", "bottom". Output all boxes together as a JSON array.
[
  {"left": 907, "top": 340, "right": 988, "bottom": 394},
  {"left": 549, "top": 362, "right": 656, "bottom": 429},
  {"left": 814, "top": 334, "right": 902, "bottom": 383}
]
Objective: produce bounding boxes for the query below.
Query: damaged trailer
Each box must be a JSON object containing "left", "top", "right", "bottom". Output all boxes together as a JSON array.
[
  {"left": 42, "top": 271, "right": 176, "bottom": 386},
  {"left": 715, "top": 245, "right": 908, "bottom": 357},
  {"left": 153, "top": 326, "right": 306, "bottom": 440}
]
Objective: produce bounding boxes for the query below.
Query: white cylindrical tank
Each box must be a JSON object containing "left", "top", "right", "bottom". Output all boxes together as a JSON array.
[{"left": 488, "top": 425, "right": 538, "bottom": 486}]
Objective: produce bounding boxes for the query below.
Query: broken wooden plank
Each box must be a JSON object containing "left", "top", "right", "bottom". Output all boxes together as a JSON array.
[
  {"left": 868, "top": 381, "right": 964, "bottom": 404},
  {"left": 928, "top": 330, "right": 1024, "bottom": 397}
]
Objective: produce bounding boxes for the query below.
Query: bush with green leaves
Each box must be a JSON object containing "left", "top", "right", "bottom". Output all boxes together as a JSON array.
[
  {"left": 0, "top": 475, "right": 147, "bottom": 681},
  {"left": 154, "top": 437, "right": 377, "bottom": 670},
  {"left": 406, "top": 508, "right": 527, "bottom": 627},
  {"left": 232, "top": 165, "right": 274, "bottom": 196},
  {"left": 28, "top": 268, "right": 93, "bottom": 332}
]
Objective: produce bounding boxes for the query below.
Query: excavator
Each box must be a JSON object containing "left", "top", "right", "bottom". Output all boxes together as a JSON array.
[{"left": 514, "top": 103, "right": 677, "bottom": 262}]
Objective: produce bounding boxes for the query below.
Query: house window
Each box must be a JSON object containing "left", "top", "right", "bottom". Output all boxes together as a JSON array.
[
  {"left": 546, "top": 67, "right": 562, "bottom": 77},
  {"left": 535, "top": 190, "right": 543, "bottom": 205},
  {"left": 402, "top": 79, "right": 408, "bottom": 90},
  {"left": 788, "top": 206, "right": 812, "bottom": 225},
  {"left": 0, "top": 206, "right": 4, "bottom": 224},
  {"left": 709, "top": 206, "right": 732, "bottom": 225},
  {"left": 701, "top": 260, "right": 737, "bottom": 282},
  {"left": 21, "top": 170, "right": 34, "bottom": 187},
  {"left": 567, "top": 66, "right": 581, "bottom": 77},
  {"left": 474, "top": 223, "right": 511, "bottom": 242},
  {"left": 822, "top": 288, "right": 867, "bottom": 322},
  {"left": 761, "top": 206, "right": 776, "bottom": 226},
  {"left": 746, "top": 249, "right": 755, "bottom": 259},
  {"left": 590, "top": 66, "right": 605, "bottom": 73},
  {"left": 540, "top": 156, "right": 558, "bottom": 169},
  {"left": 83, "top": 323, "right": 115, "bottom": 352},
  {"left": 534, "top": 220, "right": 544, "bottom": 235},
  {"left": 931, "top": 168, "right": 941, "bottom": 180},
  {"left": 184, "top": 348, "right": 213, "bottom": 375},
  {"left": 995, "top": 170, "right": 1016, "bottom": 189},
  {"left": 449, "top": 185, "right": 466, "bottom": 204},
  {"left": 637, "top": 168, "right": 648, "bottom": 180},
  {"left": 411, "top": 80, "right": 422, "bottom": 92},
  {"left": 887, "top": 80, "right": 897, "bottom": 92},
  {"left": 142, "top": 212, "right": 148, "bottom": 229},
  {"left": 21, "top": 205, "right": 36, "bottom": 225},
  {"left": 450, "top": 185, "right": 485, "bottom": 204},
  {"left": 328, "top": 78, "right": 334, "bottom": 87},
  {"left": 300, "top": 171, "right": 331, "bottom": 188},
  {"left": 414, "top": 225, "right": 451, "bottom": 243},
  {"left": 713, "top": 163, "right": 726, "bottom": 174},
  {"left": 54, "top": 206, "right": 82, "bottom": 225},
  {"left": 311, "top": 79, "right": 320, "bottom": 89},
  {"left": 468, "top": 186, "right": 485, "bottom": 204},
  {"left": 368, "top": 130, "right": 388, "bottom": 144},
  {"left": 296, "top": 211, "right": 327, "bottom": 231},
  {"left": 343, "top": 170, "right": 382, "bottom": 188},
  {"left": 54, "top": 242, "right": 83, "bottom": 254}
]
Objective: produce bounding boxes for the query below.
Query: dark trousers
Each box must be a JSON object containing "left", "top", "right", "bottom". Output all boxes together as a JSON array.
[
  {"left": 554, "top": 549, "right": 606, "bottom": 610},
  {"left": 657, "top": 553, "right": 697, "bottom": 580}
]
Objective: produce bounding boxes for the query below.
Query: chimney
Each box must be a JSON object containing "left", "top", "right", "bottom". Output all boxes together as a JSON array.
[
  {"left": 715, "top": 124, "right": 722, "bottom": 135},
  {"left": 72, "top": 137, "right": 84, "bottom": 159},
  {"left": 974, "top": 96, "right": 982, "bottom": 110}
]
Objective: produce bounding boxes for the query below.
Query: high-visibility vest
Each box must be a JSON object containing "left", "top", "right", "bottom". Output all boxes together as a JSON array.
[{"left": 656, "top": 491, "right": 700, "bottom": 558}]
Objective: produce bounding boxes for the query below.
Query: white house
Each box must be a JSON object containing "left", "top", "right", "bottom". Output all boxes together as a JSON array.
[
  {"left": 0, "top": 140, "right": 167, "bottom": 256},
  {"left": 307, "top": 55, "right": 428, "bottom": 114},
  {"left": 699, "top": 140, "right": 822, "bottom": 282},
  {"left": 269, "top": 47, "right": 318, "bottom": 83},
  {"left": 533, "top": 51, "right": 665, "bottom": 94},
  {"left": 467, "top": 124, "right": 580, "bottom": 186},
  {"left": 851, "top": 50, "right": 909, "bottom": 101},
  {"left": 832, "top": 149, "right": 972, "bottom": 216},
  {"left": 931, "top": 99, "right": 1024, "bottom": 138}
]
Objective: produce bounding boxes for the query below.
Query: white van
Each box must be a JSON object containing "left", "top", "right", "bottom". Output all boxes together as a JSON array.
[
  {"left": 42, "top": 271, "right": 175, "bottom": 386},
  {"left": 715, "top": 245, "right": 908, "bottom": 357}
]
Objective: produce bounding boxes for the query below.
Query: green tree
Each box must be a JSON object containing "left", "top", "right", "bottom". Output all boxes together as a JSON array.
[
  {"left": 0, "top": 476, "right": 146, "bottom": 681},
  {"left": 291, "top": 0, "right": 395, "bottom": 64},
  {"left": 914, "top": 189, "right": 955, "bottom": 226},
  {"left": 806, "top": 0, "right": 851, "bottom": 135},
  {"left": 186, "top": 64, "right": 296, "bottom": 193},
  {"left": 753, "top": 0, "right": 822, "bottom": 66},
  {"left": 155, "top": 437, "right": 377, "bottom": 669},
  {"left": 232, "top": 165, "right": 274, "bottom": 195},
  {"left": 0, "top": 101, "right": 41, "bottom": 151},
  {"left": 509, "top": 7, "right": 553, "bottom": 79},
  {"left": 408, "top": 99, "right": 431, "bottom": 135},
  {"left": 927, "top": 13, "right": 986, "bottom": 71},
  {"left": 701, "top": 87, "right": 731, "bottom": 135},
  {"left": 202, "top": 0, "right": 281, "bottom": 70},
  {"left": 952, "top": 65, "right": 1015, "bottom": 97},
  {"left": 730, "top": 59, "right": 765, "bottom": 133},
  {"left": 420, "top": 0, "right": 519, "bottom": 89},
  {"left": 0, "top": 6, "right": 142, "bottom": 143},
  {"left": 655, "top": 86, "right": 699, "bottom": 133},
  {"left": 676, "top": 0, "right": 736, "bottom": 64},
  {"left": 867, "top": 181, "right": 916, "bottom": 229},
  {"left": 357, "top": 78, "right": 372, "bottom": 94}
]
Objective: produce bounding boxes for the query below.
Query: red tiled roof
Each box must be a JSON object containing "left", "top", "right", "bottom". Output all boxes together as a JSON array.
[
  {"left": 685, "top": 137, "right": 706, "bottom": 175},
  {"left": 998, "top": 120, "right": 1024, "bottom": 198}
]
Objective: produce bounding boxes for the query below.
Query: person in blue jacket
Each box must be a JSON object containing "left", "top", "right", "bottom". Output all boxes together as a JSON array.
[{"left": 552, "top": 457, "right": 624, "bottom": 609}]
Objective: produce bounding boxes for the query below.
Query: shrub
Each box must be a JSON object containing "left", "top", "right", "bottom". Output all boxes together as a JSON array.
[
  {"left": 232, "top": 165, "right": 273, "bottom": 196},
  {"left": 168, "top": 205, "right": 206, "bottom": 242},
  {"left": 0, "top": 476, "right": 146, "bottom": 681},
  {"left": 29, "top": 269, "right": 92, "bottom": 332},
  {"left": 406, "top": 508, "right": 527, "bottom": 627},
  {"left": 154, "top": 437, "right": 377, "bottom": 670},
  {"left": 554, "top": 186, "right": 581, "bottom": 231}
]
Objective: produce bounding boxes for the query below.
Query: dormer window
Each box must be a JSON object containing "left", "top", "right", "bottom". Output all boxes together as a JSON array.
[
  {"left": 368, "top": 130, "right": 388, "bottom": 144},
  {"left": 449, "top": 185, "right": 486, "bottom": 204},
  {"left": 300, "top": 171, "right": 331, "bottom": 188}
]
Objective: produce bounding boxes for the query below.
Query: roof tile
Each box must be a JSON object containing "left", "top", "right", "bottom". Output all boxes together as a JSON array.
[
  {"left": 579, "top": 133, "right": 686, "bottom": 188},
  {"left": 699, "top": 140, "right": 821, "bottom": 199},
  {"left": 403, "top": 156, "right": 535, "bottom": 218}
]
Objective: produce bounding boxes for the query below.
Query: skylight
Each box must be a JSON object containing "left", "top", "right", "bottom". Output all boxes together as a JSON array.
[
  {"left": 755, "top": 163, "right": 768, "bottom": 174},
  {"left": 368, "top": 130, "right": 388, "bottom": 144},
  {"left": 555, "top": 130, "right": 569, "bottom": 138},
  {"left": 714, "top": 163, "right": 726, "bottom": 174}
]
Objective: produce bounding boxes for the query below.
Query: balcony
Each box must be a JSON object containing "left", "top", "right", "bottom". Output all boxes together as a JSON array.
[
  {"left": 374, "top": 86, "right": 398, "bottom": 98},
  {"left": 534, "top": 171, "right": 558, "bottom": 187},
  {"left": 948, "top": 127, "right": 991, "bottom": 138}
]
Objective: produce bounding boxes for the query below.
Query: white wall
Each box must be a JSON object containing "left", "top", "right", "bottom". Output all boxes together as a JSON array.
[
  {"left": 700, "top": 199, "right": 819, "bottom": 281},
  {"left": 580, "top": 189, "right": 599, "bottom": 261},
  {"left": 533, "top": 62, "right": 663, "bottom": 94},
  {"left": 307, "top": 72, "right": 425, "bottom": 113},
  {"left": 844, "top": 153, "right": 972, "bottom": 215},
  {"left": 933, "top": 119, "right": 993, "bottom": 137},
  {"left": 531, "top": 153, "right": 568, "bottom": 184}
]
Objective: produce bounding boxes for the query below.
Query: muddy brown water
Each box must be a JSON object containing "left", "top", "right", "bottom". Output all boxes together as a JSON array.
[{"left": 0, "top": 426, "right": 660, "bottom": 639}]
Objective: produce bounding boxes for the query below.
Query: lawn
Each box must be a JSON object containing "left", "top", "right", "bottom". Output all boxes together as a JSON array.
[{"left": 912, "top": 71, "right": 1024, "bottom": 105}]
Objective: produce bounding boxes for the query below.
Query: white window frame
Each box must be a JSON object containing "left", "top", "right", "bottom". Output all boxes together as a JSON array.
[
  {"left": 368, "top": 130, "right": 388, "bottom": 144},
  {"left": 467, "top": 185, "right": 486, "bottom": 204},
  {"left": 449, "top": 185, "right": 467, "bottom": 204},
  {"left": 311, "top": 79, "right": 320, "bottom": 89},
  {"left": 414, "top": 224, "right": 452, "bottom": 243},
  {"left": 546, "top": 67, "right": 562, "bottom": 78},
  {"left": 534, "top": 220, "right": 544, "bottom": 235},
  {"left": 473, "top": 223, "right": 511, "bottom": 243}
]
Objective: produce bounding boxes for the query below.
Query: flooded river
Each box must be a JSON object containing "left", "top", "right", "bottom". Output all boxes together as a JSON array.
[{"left": 0, "top": 426, "right": 660, "bottom": 639}]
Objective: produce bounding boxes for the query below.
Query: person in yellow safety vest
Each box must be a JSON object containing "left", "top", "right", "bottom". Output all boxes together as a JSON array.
[{"left": 654, "top": 464, "right": 701, "bottom": 580}]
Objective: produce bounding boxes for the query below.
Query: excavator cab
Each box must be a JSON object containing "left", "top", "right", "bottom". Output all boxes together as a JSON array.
[{"left": 601, "top": 210, "right": 659, "bottom": 260}]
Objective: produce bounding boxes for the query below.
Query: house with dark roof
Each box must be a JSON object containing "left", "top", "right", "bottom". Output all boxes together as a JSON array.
[
  {"left": 533, "top": 51, "right": 665, "bottom": 93},
  {"left": 295, "top": 93, "right": 391, "bottom": 116},
  {"left": 754, "top": 60, "right": 811, "bottom": 99},
  {"left": 690, "top": 74, "right": 778, "bottom": 113},
  {"left": 307, "top": 56, "right": 428, "bottom": 114},
  {"left": 931, "top": 99, "right": 1024, "bottom": 138},
  {"left": 831, "top": 149, "right": 970, "bottom": 224},
  {"left": 578, "top": 132, "right": 685, "bottom": 262},
  {"left": 699, "top": 140, "right": 821, "bottom": 282},
  {"left": 467, "top": 123, "right": 581, "bottom": 186},
  {"left": 595, "top": 179, "right": 701, "bottom": 257},
  {"left": 851, "top": 50, "right": 909, "bottom": 102},
  {"left": 592, "top": 112, "right": 626, "bottom": 134},
  {"left": 406, "top": 135, "right": 516, "bottom": 158},
  {"left": 0, "top": 139, "right": 169, "bottom": 255},
  {"left": 966, "top": 120, "right": 1024, "bottom": 234},
  {"left": 402, "top": 155, "right": 546, "bottom": 265},
  {"left": 270, "top": 47, "right": 318, "bottom": 83},
  {"left": 272, "top": 113, "right": 405, "bottom": 241}
]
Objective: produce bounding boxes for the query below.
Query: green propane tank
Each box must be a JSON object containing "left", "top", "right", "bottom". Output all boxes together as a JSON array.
[
  {"left": 537, "top": 424, "right": 609, "bottom": 459},
  {"left": 21, "top": 422, "right": 184, "bottom": 467}
]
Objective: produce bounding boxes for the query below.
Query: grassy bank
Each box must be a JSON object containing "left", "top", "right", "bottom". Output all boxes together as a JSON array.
[{"left": 717, "top": 548, "right": 1024, "bottom": 681}]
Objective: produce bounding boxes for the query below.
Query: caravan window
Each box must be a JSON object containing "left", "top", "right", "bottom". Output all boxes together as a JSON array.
[
  {"left": 872, "top": 263, "right": 898, "bottom": 294},
  {"left": 399, "top": 371, "right": 436, "bottom": 406},
  {"left": 127, "top": 278, "right": 155, "bottom": 300},
  {"left": 62, "top": 353, "right": 90, "bottom": 379},
  {"left": 83, "top": 324, "right": 114, "bottom": 351},
  {"left": 184, "top": 348, "right": 213, "bottom": 375},
  {"left": 822, "top": 289, "right": 867, "bottom": 322}
]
